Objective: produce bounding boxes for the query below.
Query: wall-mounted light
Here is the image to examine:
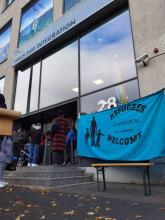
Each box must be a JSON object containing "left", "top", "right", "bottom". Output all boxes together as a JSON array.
[{"left": 135, "top": 53, "right": 149, "bottom": 66}]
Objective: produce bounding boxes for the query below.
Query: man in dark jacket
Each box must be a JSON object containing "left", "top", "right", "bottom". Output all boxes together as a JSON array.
[
  {"left": 0, "top": 93, "right": 7, "bottom": 109},
  {"left": 27, "top": 123, "right": 42, "bottom": 167}
]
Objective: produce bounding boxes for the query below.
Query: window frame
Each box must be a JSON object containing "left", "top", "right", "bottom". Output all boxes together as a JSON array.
[
  {"left": 17, "top": 0, "right": 54, "bottom": 48},
  {"left": 13, "top": 6, "right": 139, "bottom": 116},
  {"left": 79, "top": 9, "right": 138, "bottom": 96},
  {"left": 0, "top": 20, "right": 12, "bottom": 64},
  {"left": 63, "top": 0, "right": 81, "bottom": 13},
  {"left": 1, "top": 0, "right": 15, "bottom": 12}
]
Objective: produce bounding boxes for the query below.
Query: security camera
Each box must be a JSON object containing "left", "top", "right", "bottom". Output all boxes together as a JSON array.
[{"left": 135, "top": 53, "right": 149, "bottom": 66}]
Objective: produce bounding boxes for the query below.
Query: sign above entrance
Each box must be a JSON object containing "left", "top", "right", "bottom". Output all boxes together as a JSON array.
[{"left": 12, "top": 0, "right": 114, "bottom": 66}]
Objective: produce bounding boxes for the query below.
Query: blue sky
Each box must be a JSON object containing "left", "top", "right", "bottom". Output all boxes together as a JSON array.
[
  {"left": 0, "top": 25, "right": 11, "bottom": 48},
  {"left": 80, "top": 11, "right": 131, "bottom": 50}
]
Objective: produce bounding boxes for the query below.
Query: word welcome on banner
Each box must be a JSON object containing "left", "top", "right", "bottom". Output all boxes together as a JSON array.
[{"left": 77, "top": 89, "right": 165, "bottom": 161}]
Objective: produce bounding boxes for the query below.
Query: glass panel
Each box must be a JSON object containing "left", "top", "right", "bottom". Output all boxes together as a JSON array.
[
  {"left": 0, "top": 24, "right": 12, "bottom": 63},
  {"left": 81, "top": 80, "right": 139, "bottom": 114},
  {"left": 5, "top": 0, "right": 14, "bottom": 7},
  {"left": 14, "top": 69, "right": 30, "bottom": 114},
  {"left": 63, "top": 0, "right": 81, "bottom": 12},
  {"left": 29, "top": 63, "right": 40, "bottom": 112},
  {"left": 0, "top": 77, "right": 5, "bottom": 94},
  {"left": 80, "top": 11, "right": 136, "bottom": 95},
  {"left": 40, "top": 41, "right": 78, "bottom": 109},
  {"left": 19, "top": 0, "right": 53, "bottom": 47}
]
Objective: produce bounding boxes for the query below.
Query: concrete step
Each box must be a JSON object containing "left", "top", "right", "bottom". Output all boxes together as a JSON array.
[
  {"left": 4, "top": 165, "right": 94, "bottom": 187},
  {"left": 4, "top": 170, "right": 85, "bottom": 178},
  {"left": 15, "top": 165, "right": 80, "bottom": 172},
  {"left": 4, "top": 176, "right": 94, "bottom": 187}
]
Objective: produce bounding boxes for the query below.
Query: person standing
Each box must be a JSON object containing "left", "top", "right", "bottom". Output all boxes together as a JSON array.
[
  {"left": 63, "top": 125, "right": 77, "bottom": 166},
  {"left": 0, "top": 93, "right": 8, "bottom": 188},
  {"left": 0, "top": 93, "right": 7, "bottom": 148},
  {"left": 12, "top": 125, "right": 27, "bottom": 169},
  {"left": 0, "top": 137, "right": 13, "bottom": 188},
  {"left": 0, "top": 93, "right": 7, "bottom": 109},
  {"left": 38, "top": 133, "right": 45, "bottom": 164},
  {"left": 51, "top": 110, "right": 69, "bottom": 165},
  {"left": 27, "top": 123, "right": 42, "bottom": 167}
]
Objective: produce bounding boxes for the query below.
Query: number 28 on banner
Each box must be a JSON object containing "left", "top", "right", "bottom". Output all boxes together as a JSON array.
[{"left": 97, "top": 97, "right": 118, "bottom": 111}]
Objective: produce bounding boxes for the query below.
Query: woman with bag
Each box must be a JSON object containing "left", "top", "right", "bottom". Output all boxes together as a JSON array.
[{"left": 0, "top": 137, "right": 13, "bottom": 188}]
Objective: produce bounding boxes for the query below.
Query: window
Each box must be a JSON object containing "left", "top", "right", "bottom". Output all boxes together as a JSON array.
[
  {"left": 40, "top": 41, "right": 78, "bottom": 108},
  {"left": 63, "top": 0, "right": 81, "bottom": 13},
  {"left": 19, "top": 0, "right": 53, "bottom": 47},
  {"left": 0, "top": 23, "right": 12, "bottom": 63},
  {"left": 80, "top": 11, "right": 136, "bottom": 95},
  {"left": 0, "top": 77, "right": 5, "bottom": 94},
  {"left": 81, "top": 80, "right": 139, "bottom": 114},
  {"left": 29, "top": 62, "right": 40, "bottom": 112},
  {"left": 14, "top": 69, "right": 31, "bottom": 114},
  {"left": 5, "top": 0, "right": 14, "bottom": 8}
]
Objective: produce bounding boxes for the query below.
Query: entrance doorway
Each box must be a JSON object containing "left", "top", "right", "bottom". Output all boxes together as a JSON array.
[
  {"left": 16, "top": 100, "right": 77, "bottom": 130},
  {"left": 14, "top": 100, "right": 77, "bottom": 166}
]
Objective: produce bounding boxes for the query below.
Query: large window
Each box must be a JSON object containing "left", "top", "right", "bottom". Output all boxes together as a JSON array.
[
  {"left": 80, "top": 11, "right": 136, "bottom": 95},
  {"left": 14, "top": 9, "right": 139, "bottom": 116},
  {"left": 0, "top": 77, "right": 5, "bottom": 94},
  {"left": 0, "top": 23, "right": 12, "bottom": 63},
  {"left": 14, "top": 69, "right": 31, "bottom": 114},
  {"left": 19, "top": 0, "right": 53, "bottom": 47},
  {"left": 63, "top": 0, "right": 81, "bottom": 13},
  {"left": 29, "top": 63, "right": 41, "bottom": 112},
  {"left": 81, "top": 80, "right": 139, "bottom": 114},
  {"left": 40, "top": 41, "right": 78, "bottom": 108}
]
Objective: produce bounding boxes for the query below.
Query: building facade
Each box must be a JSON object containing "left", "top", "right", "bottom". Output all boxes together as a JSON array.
[{"left": 0, "top": 0, "right": 165, "bottom": 183}]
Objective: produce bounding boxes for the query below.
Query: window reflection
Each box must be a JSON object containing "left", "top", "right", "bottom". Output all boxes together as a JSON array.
[
  {"left": 80, "top": 11, "right": 136, "bottom": 95},
  {"left": 0, "top": 24, "right": 12, "bottom": 63},
  {"left": 5, "top": 0, "right": 14, "bottom": 8},
  {"left": 40, "top": 41, "right": 78, "bottom": 108},
  {"left": 81, "top": 80, "right": 139, "bottom": 114},
  {"left": 19, "top": 0, "right": 53, "bottom": 47},
  {"left": 0, "top": 77, "right": 5, "bottom": 94},
  {"left": 30, "top": 63, "right": 40, "bottom": 112},
  {"left": 14, "top": 69, "right": 30, "bottom": 114},
  {"left": 63, "top": 0, "right": 81, "bottom": 12}
]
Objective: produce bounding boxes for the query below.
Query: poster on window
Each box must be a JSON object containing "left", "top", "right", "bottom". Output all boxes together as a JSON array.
[
  {"left": 77, "top": 89, "right": 165, "bottom": 161},
  {"left": 19, "top": 0, "right": 53, "bottom": 47}
]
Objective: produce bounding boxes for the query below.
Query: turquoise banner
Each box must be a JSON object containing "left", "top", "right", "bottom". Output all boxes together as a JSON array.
[{"left": 77, "top": 89, "right": 165, "bottom": 161}]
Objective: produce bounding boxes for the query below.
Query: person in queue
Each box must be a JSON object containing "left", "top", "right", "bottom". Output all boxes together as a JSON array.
[
  {"left": 27, "top": 123, "right": 42, "bottom": 167},
  {"left": 51, "top": 110, "right": 69, "bottom": 165}
]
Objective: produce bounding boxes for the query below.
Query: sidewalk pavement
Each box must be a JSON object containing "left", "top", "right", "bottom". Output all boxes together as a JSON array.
[{"left": 0, "top": 182, "right": 165, "bottom": 220}]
